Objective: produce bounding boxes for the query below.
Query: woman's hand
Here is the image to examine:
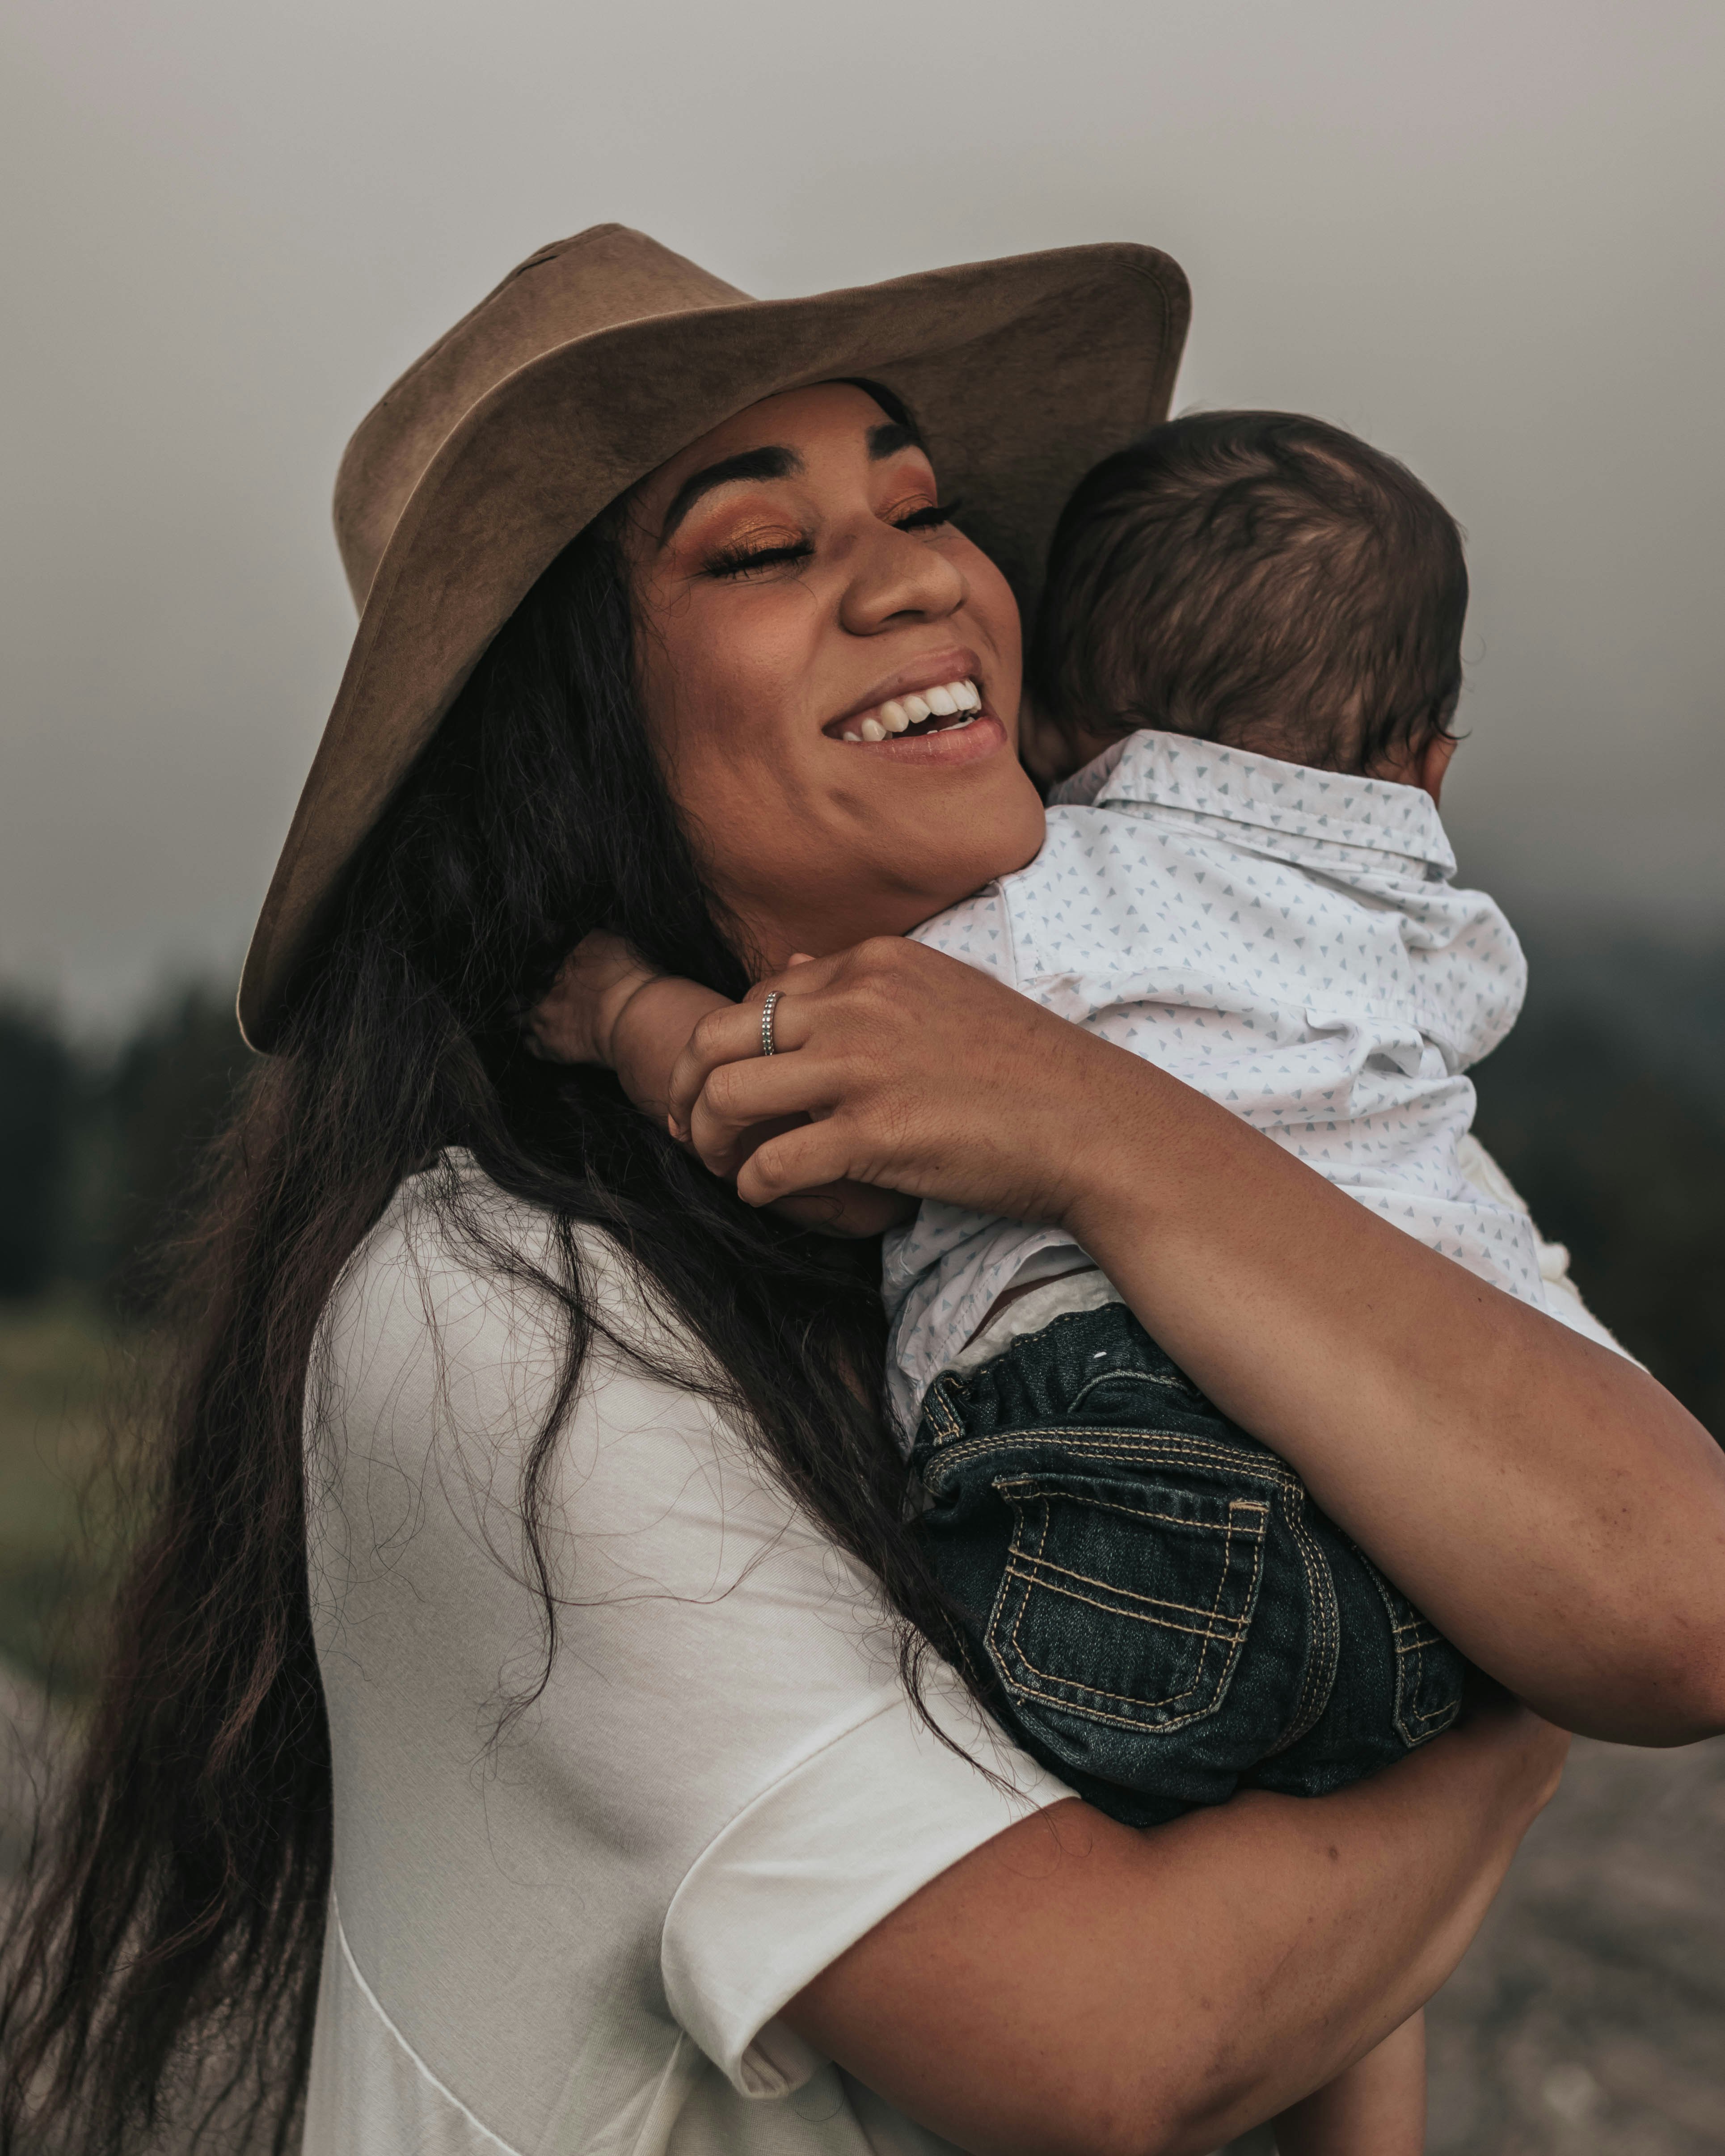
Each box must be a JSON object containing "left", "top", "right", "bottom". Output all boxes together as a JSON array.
[
  {"left": 670, "top": 936, "right": 1725, "bottom": 1745},
  {"left": 667, "top": 937, "right": 1128, "bottom": 1224},
  {"left": 531, "top": 935, "right": 919, "bottom": 1238}
]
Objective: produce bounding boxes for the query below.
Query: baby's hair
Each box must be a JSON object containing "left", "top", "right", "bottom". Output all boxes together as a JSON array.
[{"left": 1029, "top": 411, "right": 1468, "bottom": 775}]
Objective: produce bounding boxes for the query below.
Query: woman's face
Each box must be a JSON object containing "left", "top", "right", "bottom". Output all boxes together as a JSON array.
[{"left": 621, "top": 382, "right": 1043, "bottom": 969}]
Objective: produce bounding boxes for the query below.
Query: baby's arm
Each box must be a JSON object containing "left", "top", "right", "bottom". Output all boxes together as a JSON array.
[{"left": 530, "top": 934, "right": 916, "bottom": 1238}]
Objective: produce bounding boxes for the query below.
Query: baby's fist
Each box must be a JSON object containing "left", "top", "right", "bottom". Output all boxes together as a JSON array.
[{"left": 527, "top": 931, "right": 660, "bottom": 1068}]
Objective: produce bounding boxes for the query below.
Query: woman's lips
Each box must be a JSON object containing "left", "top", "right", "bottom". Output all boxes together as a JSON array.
[
  {"left": 832, "top": 710, "right": 1008, "bottom": 766},
  {"left": 826, "top": 672, "right": 986, "bottom": 745}
]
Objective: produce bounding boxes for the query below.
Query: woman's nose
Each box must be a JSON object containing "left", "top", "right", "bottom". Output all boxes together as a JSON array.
[{"left": 839, "top": 523, "right": 967, "bottom": 633}]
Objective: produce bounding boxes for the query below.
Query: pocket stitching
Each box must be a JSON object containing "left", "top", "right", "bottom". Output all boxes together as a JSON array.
[
  {"left": 928, "top": 1425, "right": 1300, "bottom": 1487},
  {"left": 1265, "top": 1480, "right": 1340, "bottom": 1754},
  {"left": 997, "top": 1485, "right": 1268, "bottom": 1625},
  {"left": 993, "top": 1487, "right": 1267, "bottom": 1728}
]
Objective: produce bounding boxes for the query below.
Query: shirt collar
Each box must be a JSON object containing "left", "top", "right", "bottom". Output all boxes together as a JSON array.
[{"left": 1049, "top": 728, "right": 1457, "bottom": 876}]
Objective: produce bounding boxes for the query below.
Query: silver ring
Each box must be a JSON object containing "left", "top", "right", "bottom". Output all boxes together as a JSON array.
[{"left": 760, "top": 990, "right": 781, "bottom": 1058}]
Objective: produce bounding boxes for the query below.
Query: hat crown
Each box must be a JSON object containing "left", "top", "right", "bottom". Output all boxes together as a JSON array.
[{"left": 333, "top": 224, "right": 750, "bottom": 606}]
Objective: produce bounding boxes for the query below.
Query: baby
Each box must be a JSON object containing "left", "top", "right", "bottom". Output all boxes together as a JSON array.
[{"left": 548, "top": 411, "right": 1618, "bottom": 2152}]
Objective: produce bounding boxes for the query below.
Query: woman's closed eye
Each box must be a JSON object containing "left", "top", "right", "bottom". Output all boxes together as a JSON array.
[
  {"left": 704, "top": 530, "right": 816, "bottom": 579},
  {"left": 894, "top": 498, "right": 961, "bottom": 535},
  {"left": 702, "top": 500, "right": 962, "bottom": 580}
]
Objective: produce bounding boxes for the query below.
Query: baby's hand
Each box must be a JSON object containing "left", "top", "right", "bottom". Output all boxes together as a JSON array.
[
  {"left": 531, "top": 938, "right": 919, "bottom": 1239},
  {"left": 528, "top": 931, "right": 663, "bottom": 1069},
  {"left": 531, "top": 932, "right": 735, "bottom": 1134}
]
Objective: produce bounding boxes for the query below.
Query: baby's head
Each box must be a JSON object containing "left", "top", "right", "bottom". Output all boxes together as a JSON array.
[{"left": 1025, "top": 411, "right": 1467, "bottom": 800}]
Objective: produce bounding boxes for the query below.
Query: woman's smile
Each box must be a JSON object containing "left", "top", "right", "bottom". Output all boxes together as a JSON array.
[
  {"left": 823, "top": 648, "right": 1006, "bottom": 764},
  {"left": 624, "top": 380, "right": 1044, "bottom": 962},
  {"left": 831, "top": 699, "right": 1008, "bottom": 763}
]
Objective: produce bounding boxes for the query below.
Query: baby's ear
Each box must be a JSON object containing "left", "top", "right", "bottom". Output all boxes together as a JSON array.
[
  {"left": 1016, "top": 696, "right": 1080, "bottom": 792},
  {"left": 1417, "top": 733, "right": 1459, "bottom": 807},
  {"left": 1017, "top": 696, "right": 1115, "bottom": 792}
]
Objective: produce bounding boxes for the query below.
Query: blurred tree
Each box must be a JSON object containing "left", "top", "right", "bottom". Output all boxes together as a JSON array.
[
  {"left": 0, "top": 1002, "right": 74, "bottom": 1297},
  {"left": 1473, "top": 1002, "right": 1725, "bottom": 1440},
  {"left": 87, "top": 987, "right": 251, "bottom": 1313}
]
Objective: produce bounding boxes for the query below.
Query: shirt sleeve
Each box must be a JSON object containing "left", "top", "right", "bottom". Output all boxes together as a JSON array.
[{"left": 662, "top": 1682, "right": 1069, "bottom": 2098}]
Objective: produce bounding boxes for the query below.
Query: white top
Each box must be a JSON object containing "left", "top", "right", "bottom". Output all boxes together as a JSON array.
[
  {"left": 883, "top": 729, "right": 1571, "bottom": 1429},
  {"left": 301, "top": 1154, "right": 1069, "bottom": 2156}
]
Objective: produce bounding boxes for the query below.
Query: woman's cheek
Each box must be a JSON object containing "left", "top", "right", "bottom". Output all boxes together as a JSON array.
[{"left": 954, "top": 538, "right": 1023, "bottom": 713}]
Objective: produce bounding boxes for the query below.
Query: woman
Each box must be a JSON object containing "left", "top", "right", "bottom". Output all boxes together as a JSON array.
[{"left": 4, "top": 227, "right": 1721, "bottom": 2156}]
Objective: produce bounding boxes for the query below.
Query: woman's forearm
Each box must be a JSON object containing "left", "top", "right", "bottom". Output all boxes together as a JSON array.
[
  {"left": 1063, "top": 1056, "right": 1725, "bottom": 1742},
  {"left": 661, "top": 938, "right": 1725, "bottom": 1742},
  {"left": 786, "top": 1704, "right": 1566, "bottom": 2156}
]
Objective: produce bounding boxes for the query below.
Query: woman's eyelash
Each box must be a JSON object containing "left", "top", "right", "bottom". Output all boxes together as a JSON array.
[
  {"left": 896, "top": 498, "right": 962, "bottom": 532},
  {"left": 703, "top": 500, "right": 962, "bottom": 579},
  {"left": 704, "top": 537, "right": 814, "bottom": 578}
]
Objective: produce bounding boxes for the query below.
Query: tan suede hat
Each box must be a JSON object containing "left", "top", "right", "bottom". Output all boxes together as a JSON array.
[{"left": 238, "top": 223, "right": 1190, "bottom": 1049}]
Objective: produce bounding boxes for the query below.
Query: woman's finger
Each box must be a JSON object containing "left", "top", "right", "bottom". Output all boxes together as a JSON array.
[
  {"left": 665, "top": 1003, "right": 771, "bottom": 1135},
  {"left": 665, "top": 977, "right": 824, "bottom": 1135},
  {"left": 734, "top": 1118, "right": 865, "bottom": 1208},
  {"left": 683, "top": 1054, "right": 844, "bottom": 1175}
]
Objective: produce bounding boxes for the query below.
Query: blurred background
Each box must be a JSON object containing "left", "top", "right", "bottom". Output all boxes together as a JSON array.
[{"left": 1, "top": 1, "right": 1720, "bottom": 2146}]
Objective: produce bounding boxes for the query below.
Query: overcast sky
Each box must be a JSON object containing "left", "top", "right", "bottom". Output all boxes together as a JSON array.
[{"left": 3, "top": 0, "right": 1721, "bottom": 1028}]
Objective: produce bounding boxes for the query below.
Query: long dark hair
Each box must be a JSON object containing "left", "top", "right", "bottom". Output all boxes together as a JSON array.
[{"left": 0, "top": 510, "right": 963, "bottom": 2152}]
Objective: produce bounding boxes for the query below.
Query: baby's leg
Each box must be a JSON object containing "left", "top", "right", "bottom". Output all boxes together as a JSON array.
[{"left": 1273, "top": 2010, "right": 1425, "bottom": 2156}]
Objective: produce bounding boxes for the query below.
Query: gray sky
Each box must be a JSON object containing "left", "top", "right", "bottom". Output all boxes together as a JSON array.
[{"left": 3, "top": 0, "right": 1721, "bottom": 1029}]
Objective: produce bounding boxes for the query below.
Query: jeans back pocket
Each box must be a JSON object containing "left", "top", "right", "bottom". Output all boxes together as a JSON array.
[{"left": 987, "top": 1469, "right": 1268, "bottom": 1734}]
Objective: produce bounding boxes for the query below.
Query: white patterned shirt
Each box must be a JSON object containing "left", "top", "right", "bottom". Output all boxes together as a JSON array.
[{"left": 882, "top": 729, "right": 1546, "bottom": 1433}]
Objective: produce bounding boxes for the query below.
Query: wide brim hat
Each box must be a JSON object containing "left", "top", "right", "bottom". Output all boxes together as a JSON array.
[{"left": 239, "top": 222, "right": 1190, "bottom": 1049}]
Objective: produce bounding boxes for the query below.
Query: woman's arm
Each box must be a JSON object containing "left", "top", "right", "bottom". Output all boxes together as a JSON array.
[
  {"left": 667, "top": 938, "right": 1725, "bottom": 1743},
  {"left": 785, "top": 1701, "right": 1566, "bottom": 2156}
]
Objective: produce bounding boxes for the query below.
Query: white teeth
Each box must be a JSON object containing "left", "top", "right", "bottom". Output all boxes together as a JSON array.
[{"left": 839, "top": 679, "right": 983, "bottom": 743}]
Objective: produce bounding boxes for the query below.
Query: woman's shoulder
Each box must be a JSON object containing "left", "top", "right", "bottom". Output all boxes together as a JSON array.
[
  {"left": 313, "top": 1147, "right": 717, "bottom": 1457},
  {"left": 335, "top": 1144, "right": 663, "bottom": 1327},
  {"left": 343, "top": 1145, "right": 601, "bottom": 1288}
]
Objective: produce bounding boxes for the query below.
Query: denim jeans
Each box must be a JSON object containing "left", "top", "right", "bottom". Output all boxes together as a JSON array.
[{"left": 910, "top": 1300, "right": 1468, "bottom": 1828}]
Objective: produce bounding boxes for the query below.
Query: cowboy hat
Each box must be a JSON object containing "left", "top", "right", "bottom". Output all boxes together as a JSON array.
[{"left": 238, "top": 223, "right": 1190, "bottom": 1048}]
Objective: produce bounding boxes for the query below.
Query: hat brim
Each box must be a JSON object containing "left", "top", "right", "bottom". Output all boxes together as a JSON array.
[{"left": 239, "top": 240, "right": 1189, "bottom": 1049}]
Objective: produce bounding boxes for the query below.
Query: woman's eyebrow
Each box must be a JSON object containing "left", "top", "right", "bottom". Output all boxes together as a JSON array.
[
  {"left": 660, "top": 447, "right": 801, "bottom": 541},
  {"left": 868, "top": 419, "right": 922, "bottom": 459}
]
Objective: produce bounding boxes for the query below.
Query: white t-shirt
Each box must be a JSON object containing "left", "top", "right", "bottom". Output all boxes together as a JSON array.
[
  {"left": 883, "top": 730, "right": 1595, "bottom": 1429},
  {"left": 300, "top": 1153, "right": 1070, "bottom": 2156}
]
